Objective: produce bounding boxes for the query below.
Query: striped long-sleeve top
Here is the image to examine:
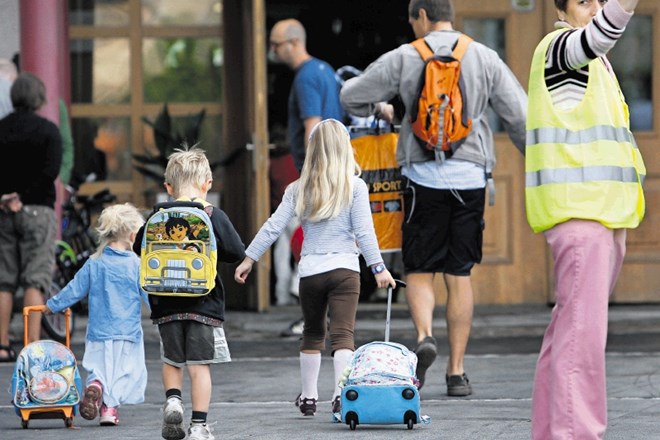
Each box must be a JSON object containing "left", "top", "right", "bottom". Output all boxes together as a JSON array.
[
  {"left": 545, "top": 0, "right": 634, "bottom": 110},
  {"left": 245, "top": 176, "right": 383, "bottom": 278}
]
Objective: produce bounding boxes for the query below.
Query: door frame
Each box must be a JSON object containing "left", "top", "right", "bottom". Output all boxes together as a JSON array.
[{"left": 222, "top": 0, "right": 271, "bottom": 311}]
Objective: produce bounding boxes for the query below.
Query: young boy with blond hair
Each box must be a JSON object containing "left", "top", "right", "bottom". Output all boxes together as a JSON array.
[{"left": 133, "top": 145, "right": 245, "bottom": 440}]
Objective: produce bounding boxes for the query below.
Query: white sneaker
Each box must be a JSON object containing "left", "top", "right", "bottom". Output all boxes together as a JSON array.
[
  {"left": 161, "top": 397, "right": 185, "bottom": 440},
  {"left": 188, "top": 422, "right": 215, "bottom": 440},
  {"left": 280, "top": 317, "right": 304, "bottom": 337}
]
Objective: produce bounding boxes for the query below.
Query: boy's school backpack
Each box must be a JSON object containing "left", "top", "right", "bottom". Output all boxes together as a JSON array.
[
  {"left": 140, "top": 198, "right": 217, "bottom": 297},
  {"left": 409, "top": 34, "right": 473, "bottom": 163}
]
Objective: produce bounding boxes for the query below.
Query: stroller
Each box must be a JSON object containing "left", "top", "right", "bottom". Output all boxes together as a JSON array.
[{"left": 11, "top": 305, "right": 83, "bottom": 429}]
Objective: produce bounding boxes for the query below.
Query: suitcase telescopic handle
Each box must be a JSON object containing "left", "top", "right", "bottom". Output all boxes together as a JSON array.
[
  {"left": 23, "top": 305, "right": 72, "bottom": 348},
  {"left": 385, "top": 279, "right": 407, "bottom": 342}
]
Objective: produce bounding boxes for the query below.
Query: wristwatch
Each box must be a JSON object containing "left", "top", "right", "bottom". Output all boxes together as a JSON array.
[{"left": 371, "top": 263, "right": 386, "bottom": 275}]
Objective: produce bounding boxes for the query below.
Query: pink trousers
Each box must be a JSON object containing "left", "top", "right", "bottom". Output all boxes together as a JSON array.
[{"left": 531, "top": 220, "right": 626, "bottom": 440}]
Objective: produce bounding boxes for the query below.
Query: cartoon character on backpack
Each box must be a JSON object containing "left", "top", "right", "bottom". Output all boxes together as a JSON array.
[
  {"left": 161, "top": 217, "right": 202, "bottom": 253},
  {"left": 165, "top": 217, "right": 193, "bottom": 242},
  {"left": 140, "top": 201, "right": 217, "bottom": 296}
]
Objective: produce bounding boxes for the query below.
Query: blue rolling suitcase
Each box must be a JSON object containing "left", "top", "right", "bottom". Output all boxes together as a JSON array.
[
  {"left": 11, "top": 306, "right": 83, "bottom": 429},
  {"left": 339, "top": 280, "right": 430, "bottom": 430}
]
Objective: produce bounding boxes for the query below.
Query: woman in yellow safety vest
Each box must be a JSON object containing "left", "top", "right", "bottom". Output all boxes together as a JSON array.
[{"left": 526, "top": 1, "right": 645, "bottom": 439}]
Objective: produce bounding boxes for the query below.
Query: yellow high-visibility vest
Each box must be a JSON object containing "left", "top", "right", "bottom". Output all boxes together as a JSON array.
[{"left": 525, "top": 29, "right": 645, "bottom": 233}]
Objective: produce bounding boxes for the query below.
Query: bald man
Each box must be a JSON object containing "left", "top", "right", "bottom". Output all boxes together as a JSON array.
[{"left": 268, "top": 19, "right": 345, "bottom": 172}]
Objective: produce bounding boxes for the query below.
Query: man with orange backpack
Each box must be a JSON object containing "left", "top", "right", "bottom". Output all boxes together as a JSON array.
[{"left": 340, "top": 0, "right": 526, "bottom": 397}]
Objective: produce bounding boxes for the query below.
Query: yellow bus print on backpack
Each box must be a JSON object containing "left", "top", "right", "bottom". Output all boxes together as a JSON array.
[{"left": 140, "top": 203, "right": 217, "bottom": 296}]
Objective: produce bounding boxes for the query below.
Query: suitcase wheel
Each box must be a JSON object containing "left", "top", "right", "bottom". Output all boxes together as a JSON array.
[
  {"left": 21, "top": 419, "right": 28, "bottom": 429},
  {"left": 404, "top": 410, "right": 417, "bottom": 430},
  {"left": 345, "top": 411, "right": 359, "bottom": 430}
]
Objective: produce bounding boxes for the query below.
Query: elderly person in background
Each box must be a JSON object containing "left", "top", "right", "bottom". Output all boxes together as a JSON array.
[{"left": 0, "top": 72, "right": 62, "bottom": 362}]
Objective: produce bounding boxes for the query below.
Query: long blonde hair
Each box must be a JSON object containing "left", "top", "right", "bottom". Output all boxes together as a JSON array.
[
  {"left": 295, "top": 119, "right": 360, "bottom": 221},
  {"left": 93, "top": 203, "right": 145, "bottom": 258}
]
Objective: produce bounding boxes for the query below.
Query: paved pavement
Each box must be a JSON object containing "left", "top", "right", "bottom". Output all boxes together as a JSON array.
[{"left": 1, "top": 300, "right": 660, "bottom": 439}]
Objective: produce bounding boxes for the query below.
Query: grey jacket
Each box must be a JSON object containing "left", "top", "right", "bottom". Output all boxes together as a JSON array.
[{"left": 340, "top": 30, "right": 527, "bottom": 171}]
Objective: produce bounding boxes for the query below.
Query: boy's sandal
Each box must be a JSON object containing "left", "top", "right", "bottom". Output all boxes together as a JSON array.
[{"left": 0, "top": 344, "right": 17, "bottom": 362}]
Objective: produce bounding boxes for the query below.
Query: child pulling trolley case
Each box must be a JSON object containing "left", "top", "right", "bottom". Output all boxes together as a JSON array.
[
  {"left": 11, "top": 305, "right": 83, "bottom": 429},
  {"left": 339, "top": 280, "right": 430, "bottom": 430}
]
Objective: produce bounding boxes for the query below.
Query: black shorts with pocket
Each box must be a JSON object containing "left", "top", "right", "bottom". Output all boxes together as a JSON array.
[
  {"left": 158, "top": 320, "right": 231, "bottom": 367},
  {"left": 401, "top": 179, "right": 485, "bottom": 276}
]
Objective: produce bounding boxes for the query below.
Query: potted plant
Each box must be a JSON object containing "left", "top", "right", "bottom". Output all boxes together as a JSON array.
[
  {"left": 133, "top": 103, "right": 206, "bottom": 186},
  {"left": 134, "top": 103, "right": 245, "bottom": 206}
]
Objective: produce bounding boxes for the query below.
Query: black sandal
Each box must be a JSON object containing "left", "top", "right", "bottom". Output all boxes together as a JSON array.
[{"left": 0, "top": 344, "right": 17, "bottom": 362}]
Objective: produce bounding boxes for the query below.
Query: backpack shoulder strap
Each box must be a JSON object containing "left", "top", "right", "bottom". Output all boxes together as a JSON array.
[
  {"left": 451, "top": 34, "right": 473, "bottom": 61},
  {"left": 411, "top": 38, "right": 434, "bottom": 61}
]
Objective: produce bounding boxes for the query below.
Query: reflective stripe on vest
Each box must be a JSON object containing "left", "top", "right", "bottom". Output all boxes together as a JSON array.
[
  {"left": 526, "top": 125, "right": 637, "bottom": 146},
  {"left": 527, "top": 165, "right": 640, "bottom": 187},
  {"left": 525, "top": 29, "right": 645, "bottom": 233}
]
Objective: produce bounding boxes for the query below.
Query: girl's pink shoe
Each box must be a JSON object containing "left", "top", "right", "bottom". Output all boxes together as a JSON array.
[
  {"left": 99, "top": 404, "right": 119, "bottom": 426},
  {"left": 80, "top": 380, "right": 103, "bottom": 420}
]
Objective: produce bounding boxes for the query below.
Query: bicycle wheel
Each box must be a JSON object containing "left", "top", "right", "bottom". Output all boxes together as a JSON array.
[{"left": 41, "top": 277, "right": 75, "bottom": 343}]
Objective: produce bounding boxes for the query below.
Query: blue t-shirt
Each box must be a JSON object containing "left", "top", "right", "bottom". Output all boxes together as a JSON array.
[{"left": 288, "top": 57, "right": 345, "bottom": 171}]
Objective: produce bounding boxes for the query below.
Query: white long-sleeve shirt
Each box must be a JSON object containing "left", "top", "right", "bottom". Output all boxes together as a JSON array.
[{"left": 245, "top": 176, "right": 383, "bottom": 278}]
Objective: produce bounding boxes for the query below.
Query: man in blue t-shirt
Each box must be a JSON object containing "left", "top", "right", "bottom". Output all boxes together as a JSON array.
[
  {"left": 268, "top": 18, "right": 346, "bottom": 337},
  {"left": 268, "top": 18, "right": 345, "bottom": 172}
]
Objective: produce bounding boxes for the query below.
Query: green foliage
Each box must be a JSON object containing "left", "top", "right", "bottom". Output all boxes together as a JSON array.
[
  {"left": 143, "top": 38, "right": 222, "bottom": 103},
  {"left": 136, "top": 38, "right": 225, "bottom": 186}
]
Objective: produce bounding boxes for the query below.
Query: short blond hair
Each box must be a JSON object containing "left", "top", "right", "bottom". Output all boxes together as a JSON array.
[
  {"left": 164, "top": 144, "right": 213, "bottom": 198},
  {"left": 93, "top": 203, "right": 145, "bottom": 257}
]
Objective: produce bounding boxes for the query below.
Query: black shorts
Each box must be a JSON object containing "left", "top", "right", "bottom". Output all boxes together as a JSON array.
[
  {"left": 158, "top": 320, "right": 231, "bottom": 367},
  {"left": 401, "top": 179, "right": 485, "bottom": 276}
]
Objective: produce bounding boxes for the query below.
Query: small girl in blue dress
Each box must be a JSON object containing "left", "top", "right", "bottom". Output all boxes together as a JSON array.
[{"left": 45, "top": 202, "right": 148, "bottom": 426}]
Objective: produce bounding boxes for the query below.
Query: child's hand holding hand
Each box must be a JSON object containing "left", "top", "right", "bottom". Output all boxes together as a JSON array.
[{"left": 234, "top": 257, "right": 256, "bottom": 284}]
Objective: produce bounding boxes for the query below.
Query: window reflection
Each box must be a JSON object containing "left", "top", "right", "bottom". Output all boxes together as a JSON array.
[
  {"left": 70, "top": 38, "right": 130, "bottom": 104},
  {"left": 462, "top": 18, "right": 505, "bottom": 59},
  {"left": 71, "top": 118, "right": 131, "bottom": 184},
  {"left": 143, "top": 38, "right": 223, "bottom": 103},
  {"left": 609, "top": 15, "right": 653, "bottom": 131},
  {"left": 141, "top": 113, "right": 223, "bottom": 175},
  {"left": 69, "top": 0, "right": 129, "bottom": 26},
  {"left": 141, "top": 0, "right": 222, "bottom": 26},
  {"left": 462, "top": 18, "right": 506, "bottom": 132}
]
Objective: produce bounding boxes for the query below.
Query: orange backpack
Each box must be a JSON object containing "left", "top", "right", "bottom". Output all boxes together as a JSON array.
[{"left": 409, "top": 34, "right": 473, "bottom": 162}]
